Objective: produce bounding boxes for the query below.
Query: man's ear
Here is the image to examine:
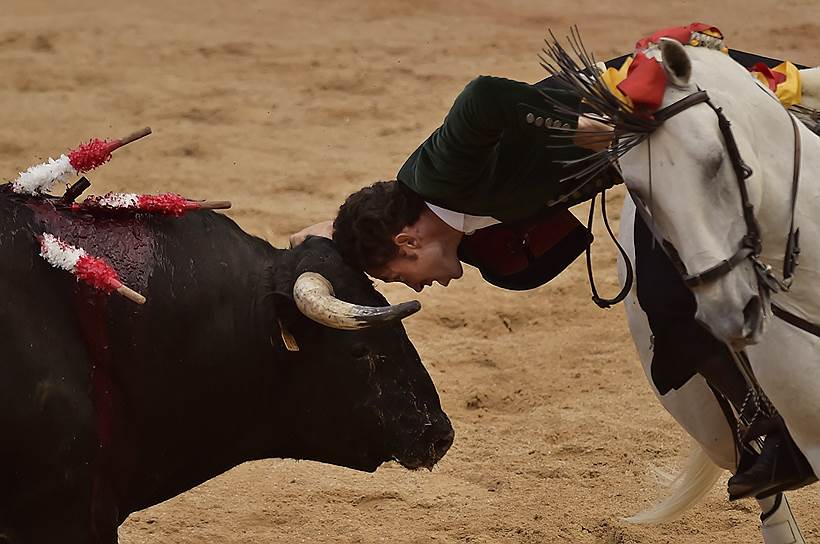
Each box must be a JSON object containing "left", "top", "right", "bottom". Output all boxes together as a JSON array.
[{"left": 394, "top": 232, "right": 419, "bottom": 249}]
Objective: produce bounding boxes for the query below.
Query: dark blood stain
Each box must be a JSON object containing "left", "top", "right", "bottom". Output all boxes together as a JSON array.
[
  {"left": 72, "top": 288, "right": 114, "bottom": 448},
  {"left": 72, "top": 286, "right": 118, "bottom": 537},
  {"left": 24, "top": 198, "right": 155, "bottom": 292},
  {"left": 13, "top": 189, "right": 160, "bottom": 535}
]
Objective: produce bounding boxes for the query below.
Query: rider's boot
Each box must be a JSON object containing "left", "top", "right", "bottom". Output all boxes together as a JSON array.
[
  {"left": 694, "top": 352, "right": 818, "bottom": 501},
  {"left": 727, "top": 420, "right": 817, "bottom": 501}
]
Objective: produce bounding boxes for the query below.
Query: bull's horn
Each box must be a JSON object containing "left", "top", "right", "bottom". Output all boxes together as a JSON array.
[{"left": 293, "top": 272, "right": 421, "bottom": 330}]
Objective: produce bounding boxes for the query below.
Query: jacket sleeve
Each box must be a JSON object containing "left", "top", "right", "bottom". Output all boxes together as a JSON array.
[{"left": 397, "top": 75, "right": 582, "bottom": 207}]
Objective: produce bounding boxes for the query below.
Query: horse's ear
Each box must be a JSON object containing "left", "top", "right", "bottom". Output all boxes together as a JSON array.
[
  {"left": 800, "top": 67, "right": 820, "bottom": 110},
  {"left": 659, "top": 38, "right": 691, "bottom": 87}
]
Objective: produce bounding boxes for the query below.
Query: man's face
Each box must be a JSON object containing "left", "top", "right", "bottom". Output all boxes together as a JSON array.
[
  {"left": 369, "top": 234, "right": 464, "bottom": 292},
  {"left": 366, "top": 208, "right": 466, "bottom": 292}
]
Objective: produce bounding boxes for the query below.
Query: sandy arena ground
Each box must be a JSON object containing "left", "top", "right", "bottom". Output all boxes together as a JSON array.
[{"left": 2, "top": 1, "right": 819, "bottom": 542}]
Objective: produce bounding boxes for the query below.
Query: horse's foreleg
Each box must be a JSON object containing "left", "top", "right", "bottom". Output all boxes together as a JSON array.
[
  {"left": 620, "top": 198, "right": 733, "bottom": 523},
  {"left": 758, "top": 493, "right": 806, "bottom": 544}
]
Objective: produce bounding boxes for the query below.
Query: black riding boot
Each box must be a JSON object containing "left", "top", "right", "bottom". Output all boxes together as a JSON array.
[
  {"left": 727, "top": 418, "right": 817, "bottom": 500},
  {"left": 655, "top": 322, "right": 817, "bottom": 501}
]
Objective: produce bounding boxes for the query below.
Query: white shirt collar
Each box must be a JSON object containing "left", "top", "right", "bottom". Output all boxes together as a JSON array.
[{"left": 425, "top": 202, "right": 500, "bottom": 235}]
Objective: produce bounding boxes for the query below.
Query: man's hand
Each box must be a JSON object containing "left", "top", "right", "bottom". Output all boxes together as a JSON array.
[
  {"left": 574, "top": 116, "right": 614, "bottom": 152},
  {"left": 289, "top": 220, "right": 333, "bottom": 248}
]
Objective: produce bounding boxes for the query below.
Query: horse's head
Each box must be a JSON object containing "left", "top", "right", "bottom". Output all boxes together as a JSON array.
[{"left": 619, "top": 39, "right": 795, "bottom": 349}]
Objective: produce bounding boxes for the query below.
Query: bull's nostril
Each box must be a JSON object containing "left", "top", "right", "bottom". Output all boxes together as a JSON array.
[
  {"left": 434, "top": 428, "right": 455, "bottom": 456},
  {"left": 397, "top": 420, "right": 454, "bottom": 470}
]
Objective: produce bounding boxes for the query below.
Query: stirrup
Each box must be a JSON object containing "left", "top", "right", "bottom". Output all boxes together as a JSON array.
[{"left": 728, "top": 427, "right": 817, "bottom": 501}]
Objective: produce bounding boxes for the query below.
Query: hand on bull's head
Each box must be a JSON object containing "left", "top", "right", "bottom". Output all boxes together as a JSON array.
[
  {"left": 271, "top": 236, "right": 453, "bottom": 471},
  {"left": 288, "top": 220, "right": 333, "bottom": 249},
  {"left": 333, "top": 180, "right": 465, "bottom": 292}
]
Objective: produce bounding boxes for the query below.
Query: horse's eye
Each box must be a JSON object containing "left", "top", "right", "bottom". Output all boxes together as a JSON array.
[
  {"left": 704, "top": 150, "right": 725, "bottom": 179},
  {"left": 351, "top": 343, "right": 370, "bottom": 359}
]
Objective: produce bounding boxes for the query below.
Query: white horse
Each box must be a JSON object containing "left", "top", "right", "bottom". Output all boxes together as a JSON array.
[
  {"left": 539, "top": 34, "right": 820, "bottom": 539},
  {"left": 602, "top": 39, "right": 820, "bottom": 543},
  {"left": 618, "top": 199, "right": 806, "bottom": 543},
  {"left": 616, "top": 37, "right": 820, "bottom": 477}
]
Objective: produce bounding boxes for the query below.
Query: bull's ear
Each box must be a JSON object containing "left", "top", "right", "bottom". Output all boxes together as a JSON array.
[
  {"left": 270, "top": 259, "right": 296, "bottom": 305},
  {"left": 271, "top": 291, "right": 312, "bottom": 353},
  {"left": 269, "top": 263, "right": 306, "bottom": 352},
  {"left": 659, "top": 38, "right": 692, "bottom": 87},
  {"left": 277, "top": 317, "right": 300, "bottom": 351}
]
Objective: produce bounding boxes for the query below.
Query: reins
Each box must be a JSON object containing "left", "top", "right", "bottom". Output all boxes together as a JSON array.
[
  {"left": 585, "top": 188, "right": 633, "bottom": 308},
  {"left": 782, "top": 104, "right": 802, "bottom": 286}
]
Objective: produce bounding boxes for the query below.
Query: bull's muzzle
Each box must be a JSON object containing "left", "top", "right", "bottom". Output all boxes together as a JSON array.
[{"left": 396, "top": 415, "right": 454, "bottom": 471}]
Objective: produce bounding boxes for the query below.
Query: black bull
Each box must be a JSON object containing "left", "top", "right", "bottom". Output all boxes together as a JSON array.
[{"left": 0, "top": 186, "right": 453, "bottom": 543}]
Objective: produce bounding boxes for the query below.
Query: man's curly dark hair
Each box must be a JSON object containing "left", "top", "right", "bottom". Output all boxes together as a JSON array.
[{"left": 333, "top": 180, "right": 426, "bottom": 271}]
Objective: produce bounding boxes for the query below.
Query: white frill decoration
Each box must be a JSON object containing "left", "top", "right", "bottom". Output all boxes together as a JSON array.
[
  {"left": 12, "top": 155, "right": 77, "bottom": 195},
  {"left": 38, "top": 233, "right": 86, "bottom": 271}
]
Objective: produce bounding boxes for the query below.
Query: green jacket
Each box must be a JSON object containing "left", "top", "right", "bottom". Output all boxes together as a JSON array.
[{"left": 397, "top": 76, "right": 592, "bottom": 223}]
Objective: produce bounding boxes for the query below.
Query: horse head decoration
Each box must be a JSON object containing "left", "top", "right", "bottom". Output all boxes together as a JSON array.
[{"left": 542, "top": 26, "right": 820, "bottom": 351}]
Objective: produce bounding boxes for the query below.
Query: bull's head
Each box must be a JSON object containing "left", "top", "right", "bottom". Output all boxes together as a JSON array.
[{"left": 269, "top": 236, "right": 453, "bottom": 472}]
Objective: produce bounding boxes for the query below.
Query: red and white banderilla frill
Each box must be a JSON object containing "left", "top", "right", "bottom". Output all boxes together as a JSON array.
[
  {"left": 75, "top": 192, "right": 231, "bottom": 216},
  {"left": 38, "top": 233, "right": 146, "bottom": 304},
  {"left": 12, "top": 127, "right": 151, "bottom": 195}
]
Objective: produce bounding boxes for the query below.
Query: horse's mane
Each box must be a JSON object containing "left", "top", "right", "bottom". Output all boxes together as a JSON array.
[{"left": 537, "top": 28, "right": 659, "bottom": 185}]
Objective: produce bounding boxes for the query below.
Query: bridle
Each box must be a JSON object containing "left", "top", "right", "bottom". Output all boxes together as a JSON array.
[{"left": 627, "top": 87, "right": 802, "bottom": 296}]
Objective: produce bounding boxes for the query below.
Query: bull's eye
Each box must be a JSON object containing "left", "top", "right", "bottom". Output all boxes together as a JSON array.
[{"left": 350, "top": 343, "right": 371, "bottom": 359}]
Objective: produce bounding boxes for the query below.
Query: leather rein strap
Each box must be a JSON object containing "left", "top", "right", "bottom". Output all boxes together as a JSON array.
[
  {"left": 772, "top": 303, "right": 820, "bottom": 337},
  {"left": 782, "top": 109, "right": 802, "bottom": 285},
  {"left": 586, "top": 188, "right": 634, "bottom": 308}
]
